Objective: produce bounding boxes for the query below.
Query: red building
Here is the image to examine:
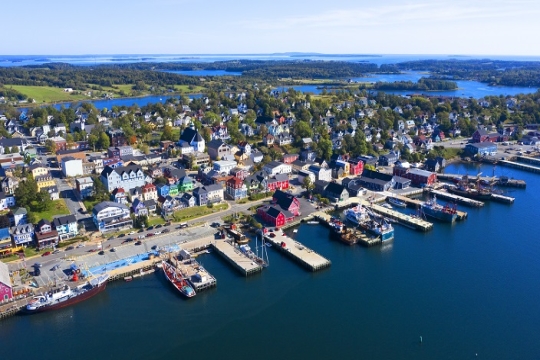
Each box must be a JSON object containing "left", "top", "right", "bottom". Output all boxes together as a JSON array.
[
  {"left": 348, "top": 159, "right": 364, "bottom": 176},
  {"left": 282, "top": 153, "right": 299, "bottom": 164},
  {"left": 0, "top": 261, "right": 13, "bottom": 301},
  {"left": 267, "top": 174, "right": 289, "bottom": 191},
  {"left": 257, "top": 205, "right": 295, "bottom": 227},
  {"left": 272, "top": 190, "right": 300, "bottom": 216},
  {"left": 50, "top": 137, "right": 67, "bottom": 152},
  {"left": 393, "top": 166, "right": 436, "bottom": 187},
  {"left": 472, "top": 129, "right": 501, "bottom": 143}
]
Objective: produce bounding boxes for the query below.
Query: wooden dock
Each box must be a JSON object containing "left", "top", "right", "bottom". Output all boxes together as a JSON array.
[
  {"left": 212, "top": 241, "right": 263, "bottom": 276},
  {"left": 516, "top": 155, "right": 540, "bottom": 167},
  {"left": 265, "top": 231, "right": 331, "bottom": 271},
  {"left": 499, "top": 160, "right": 540, "bottom": 173},
  {"left": 425, "top": 188, "right": 484, "bottom": 208},
  {"left": 367, "top": 203, "right": 433, "bottom": 231},
  {"left": 491, "top": 193, "right": 515, "bottom": 204},
  {"left": 172, "top": 258, "right": 217, "bottom": 291}
]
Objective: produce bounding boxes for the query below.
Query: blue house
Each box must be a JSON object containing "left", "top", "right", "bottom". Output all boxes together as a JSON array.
[
  {"left": 52, "top": 215, "right": 78, "bottom": 241},
  {"left": 156, "top": 184, "right": 170, "bottom": 197},
  {"left": 11, "top": 224, "right": 34, "bottom": 246},
  {"left": 131, "top": 198, "right": 148, "bottom": 217}
]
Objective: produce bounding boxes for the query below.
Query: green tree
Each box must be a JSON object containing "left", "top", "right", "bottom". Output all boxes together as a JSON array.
[
  {"left": 44, "top": 139, "right": 56, "bottom": 154},
  {"left": 317, "top": 138, "right": 333, "bottom": 160},
  {"left": 161, "top": 125, "right": 174, "bottom": 141},
  {"left": 302, "top": 176, "right": 315, "bottom": 192},
  {"left": 98, "top": 132, "right": 110, "bottom": 150},
  {"left": 88, "top": 134, "right": 98, "bottom": 151}
]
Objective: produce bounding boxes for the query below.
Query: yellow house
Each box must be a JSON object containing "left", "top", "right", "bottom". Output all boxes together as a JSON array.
[
  {"left": 35, "top": 174, "right": 56, "bottom": 191},
  {"left": 29, "top": 164, "right": 49, "bottom": 179}
]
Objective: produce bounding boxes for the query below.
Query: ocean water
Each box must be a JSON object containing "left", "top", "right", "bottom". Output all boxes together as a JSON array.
[{"left": 1, "top": 162, "right": 540, "bottom": 359}]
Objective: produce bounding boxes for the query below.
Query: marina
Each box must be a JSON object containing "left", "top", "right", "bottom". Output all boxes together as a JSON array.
[
  {"left": 263, "top": 230, "right": 331, "bottom": 271},
  {"left": 367, "top": 202, "right": 434, "bottom": 231},
  {"left": 315, "top": 212, "right": 382, "bottom": 247},
  {"left": 499, "top": 159, "right": 540, "bottom": 173},
  {"left": 425, "top": 188, "right": 485, "bottom": 208}
]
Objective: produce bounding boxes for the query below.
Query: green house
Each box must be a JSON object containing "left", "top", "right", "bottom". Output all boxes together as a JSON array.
[{"left": 178, "top": 176, "right": 194, "bottom": 192}]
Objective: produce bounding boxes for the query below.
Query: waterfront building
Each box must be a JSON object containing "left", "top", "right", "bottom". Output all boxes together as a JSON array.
[
  {"left": 257, "top": 205, "right": 295, "bottom": 227},
  {"left": 272, "top": 190, "right": 300, "bottom": 216},
  {"left": 393, "top": 166, "right": 437, "bottom": 187},
  {"left": 323, "top": 182, "right": 350, "bottom": 202},
  {"left": 92, "top": 201, "right": 132, "bottom": 233},
  {"left": 465, "top": 142, "right": 498, "bottom": 156},
  {"left": 11, "top": 223, "right": 34, "bottom": 246},
  {"left": 0, "top": 261, "right": 13, "bottom": 301}
]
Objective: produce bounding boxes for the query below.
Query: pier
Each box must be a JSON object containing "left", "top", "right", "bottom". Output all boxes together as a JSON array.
[
  {"left": 264, "top": 231, "right": 331, "bottom": 271},
  {"left": 366, "top": 203, "right": 434, "bottom": 231},
  {"left": 212, "top": 240, "right": 263, "bottom": 276},
  {"left": 170, "top": 258, "right": 217, "bottom": 292},
  {"left": 425, "top": 188, "right": 484, "bottom": 208},
  {"left": 437, "top": 173, "right": 526, "bottom": 188},
  {"left": 516, "top": 155, "right": 540, "bottom": 167},
  {"left": 499, "top": 160, "right": 540, "bottom": 174}
]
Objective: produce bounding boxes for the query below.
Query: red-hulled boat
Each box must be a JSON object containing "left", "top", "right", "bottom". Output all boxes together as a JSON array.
[{"left": 162, "top": 261, "right": 196, "bottom": 298}]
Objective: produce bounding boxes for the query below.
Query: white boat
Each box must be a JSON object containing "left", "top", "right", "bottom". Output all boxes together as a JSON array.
[
  {"left": 343, "top": 206, "right": 369, "bottom": 225},
  {"left": 293, "top": 229, "right": 298, "bottom": 233},
  {"left": 388, "top": 197, "right": 407, "bottom": 208},
  {"left": 307, "top": 221, "right": 319, "bottom": 225},
  {"left": 381, "top": 203, "right": 393, "bottom": 209}
]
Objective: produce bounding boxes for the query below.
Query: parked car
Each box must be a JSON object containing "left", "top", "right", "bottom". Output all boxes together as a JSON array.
[
  {"left": 128, "top": 231, "right": 136, "bottom": 235},
  {"left": 163, "top": 229, "right": 170, "bottom": 233},
  {"left": 52, "top": 249, "right": 60, "bottom": 254},
  {"left": 146, "top": 233, "right": 154, "bottom": 237},
  {"left": 154, "top": 231, "right": 162, "bottom": 235},
  {"left": 76, "top": 243, "right": 85, "bottom": 248},
  {"left": 41, "top": 251, "right": 51, "bottom": 256},
  {"left": 135, "top": 240, "right": 142, "bottom": 245},
  {"left": 88, "top": 249, "right": 97, "bottom": 253},
  {"left": 65, "top": 246, "right": 74, "bottom": 251},
  {"left": 155, "top": 224, "right": 162, "bottom": 229},
  {"left": 269, "top": 233, "right": 276, "bottom": 238}
]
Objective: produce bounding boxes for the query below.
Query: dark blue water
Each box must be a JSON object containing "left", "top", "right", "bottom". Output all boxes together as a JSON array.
[
  {"left": 283, "top": 71, "right": 539, "bottom": 98},
  {"left": 1, "top": 162, "right": 540, "bottom": 359}
]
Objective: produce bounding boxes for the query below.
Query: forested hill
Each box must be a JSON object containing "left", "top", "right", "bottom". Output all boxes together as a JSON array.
[
  {"left": 114, "top": 60, "right": 390, "bottom": 79},
  {"left": 396, "top": 59, "right": 540, "bottom": 87},
  {"left": 0, "top": 63, "right": 200, "bottom": 89},
  {"left": 368, "top": 78, "right": 458, "bottom": 91}
]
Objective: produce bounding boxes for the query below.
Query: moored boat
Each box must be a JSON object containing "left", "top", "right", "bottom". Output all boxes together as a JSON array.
[
  {"left": 388, "top": 197, "right": 407, "bottom": 208},
  {"left": 421, "top": 196, "right": 457, "bottom": 223},
  {"left": 25, "top": 274, "right": 109, "bottom": 314},
  {"left": 162, "top": 260, "right": 196, "bottom": 298}
]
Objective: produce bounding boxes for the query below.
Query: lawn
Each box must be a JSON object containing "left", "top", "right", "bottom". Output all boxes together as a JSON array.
[
  {"left": 174, "top": 85, "right": 206, "bottom": 93},
  {"left": 1, "top": 247, "right": 47, "bottom": 263},
  {"left": 172, "top": 203, "right": 228, "bottom": 222},
  {"left": 33, "top": 199, "right": 70, "bottom": 221},
  {"left": 147, "top": 216, "right": 166, "bottom": 227},
  {"left": 8, "top": 85, "right": 88, "bottom": 103}
]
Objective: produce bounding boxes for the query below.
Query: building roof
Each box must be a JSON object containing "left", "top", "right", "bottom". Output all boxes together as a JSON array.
[
  {"left": 207, "top": 139, "right": 228, "bottom": 150},
  {"left": 0, "top": 261, "right": 11, "bottom": 288},
  {"left": 265, "top": 161, "right": 286, "bottom": 169},
  {"left": 272, "top": 190, "right": 297, "bottom": 210},
  {"left": 180, "top": 127, "right": 203, "bottom": 143},
  {"left": 468, "top": 142, "right": 497, "bottom": 149},
  {"left": 92, "top": 201, "right": 129, "bottom": 215},
  {"left": 76, "top": 177, "right": 93, "bottom": 185},
  {"left": 52, "top": 215, "right": 77, "bottom": 228},
  {"left": 263, "top": 205, "right": 294, "bottom": 219},
  {"left": 325, "top": 182, "right": 346, "bottom": 195},
  {"left": 0, "top": 227, "right": 10, "bottom": 240},
  {"left": 101, "top": 163, "right": 143, "bottom": 177}
]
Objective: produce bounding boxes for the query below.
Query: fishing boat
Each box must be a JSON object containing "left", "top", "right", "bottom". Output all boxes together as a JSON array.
[
  {"left": 344, "top": 206, "right": 394, "bottom": 241},
  {"left": 421, "top": 196, "right": 457, "bottom": 223},
  {"left": 447, "top": 174, "right": 493, "bottom": 200},
  {"left": 162, "top": 260, "right": 196, "bottom": 298},
  {"left": 25, "top": 274, "right": 109, "bottom": 314},
  {"left": 388, "top": 197, "right": 407, "bottom": 208}
]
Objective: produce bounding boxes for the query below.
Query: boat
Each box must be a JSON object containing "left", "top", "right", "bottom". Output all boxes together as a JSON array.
[
  {"left": 343, "top": 206, "right": 368, "bottom": 226},
  {"left": 25, "top": 274, "right": 109, "bottom": 313},
  {"left": 293, "top": 229, "right": 298, "bottom": 233},
  {"left": 344, "top": 206, "right": 394, "bottom": 241},
  {"left": 388, "top": 197, "right": 407, "bottom": 208},
  {"left": 446, "top": 174, "right": 493, "bottom": 200},
  {"left": 381, "top": 203, "right": 393, "bottom": 209},
  {"left": 306, "top": 220, "right": 319, "bottom": 225},
  {"left": 162, "top": 260, "right": 196, "bottom": 298},
  {"left": 265, "top": 242, "right": 272, "bottom": 248},
  {"left": 421, "top": 196, "right": 457, "bottom": 223}
]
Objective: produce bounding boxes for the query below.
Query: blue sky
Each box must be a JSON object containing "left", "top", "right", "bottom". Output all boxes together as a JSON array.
[{"left": 5, "top": 0, "right": 540, "bottom": 55}]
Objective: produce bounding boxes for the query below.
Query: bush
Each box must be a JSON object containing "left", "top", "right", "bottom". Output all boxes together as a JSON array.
[{"left": 207, "top": 202, "right": 214, "bottom": 208}]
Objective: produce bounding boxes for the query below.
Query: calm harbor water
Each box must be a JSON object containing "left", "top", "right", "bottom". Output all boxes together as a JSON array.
[
  {"left": 284, "top": 71, "right": 539, "bottom": 98},
  {"left": 2, "top": 162, "right": 540, "bottom": 359}
]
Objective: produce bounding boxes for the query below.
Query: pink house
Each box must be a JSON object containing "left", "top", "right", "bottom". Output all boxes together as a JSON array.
[{"left": 0, "top": 262, "right": 13, "bottom": 301}]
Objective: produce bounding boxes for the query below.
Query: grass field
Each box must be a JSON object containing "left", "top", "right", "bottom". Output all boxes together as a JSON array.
[
  {"left": 32, "top": 199, "right": 70, "bottom": 221},
  {"left": 8, "top": 85, "right": 88, "bottom": 103},
  {"left": 174, "top": 85, "right": 206, "bottom": 93},
  {"left": 172, "top": 203, "right": 228, "bottom": 222}
]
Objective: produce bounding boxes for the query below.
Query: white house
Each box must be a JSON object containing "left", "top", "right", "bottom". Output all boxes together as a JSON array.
[
  {"left": 213, "top": 160, "right": 237, "bottom": 174},
  {"left": 179, "top": 123, "right": 205, "bottom": 152},
  {"left": 61, "top": 157, "right": 84, "bottom": 177},
  {"left": 263, "top": 161, "right": 292, "bottom": 176},
  {"left": 308, "top": 165, "right": 332, "bottom": 182},
  {"left": 100, "top": 164, "right": 146, "bottom": 193}
]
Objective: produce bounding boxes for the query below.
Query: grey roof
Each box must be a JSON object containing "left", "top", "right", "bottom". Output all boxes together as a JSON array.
[
  {"left": 0, "top": 261, "right": 10, "bottom": 288},
  {"left": 92, "top": 201, "right": 129, "bottom": 215},
  {"left": 207, "top": 139, "right": 227, "bottom": 150},
  {"left": 0, "top": 138, "right": 25, "bottom": 147},
  {"left": 265, "top": 161, "right": 285, "bottom": 169},
  {"left": 52, "top": 215, "right": 77, "bottom": 227},
  {"left": 325, "top": 182, "right": 346, "bottom": 195},
  {"left": 180, "top": 127, "right": 202, "bottom": 144},
  {"left": 101, "top": 163, "right": 143, "bottom": 177}
]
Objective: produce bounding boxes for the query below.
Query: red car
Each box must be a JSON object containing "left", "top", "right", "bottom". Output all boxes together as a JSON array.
[
  {"left": 269, "top": 233, "right": 276, "bottom": 238},
  {"left": 41, "top": 251, "right": 51, "bottom": 257},
  {"left": 146, "top": 233, "right": 154, "bottom": 237}
]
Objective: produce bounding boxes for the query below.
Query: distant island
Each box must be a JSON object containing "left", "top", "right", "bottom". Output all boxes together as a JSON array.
[{"left": 362, "top": 78, "right": 459, "bottom": 91}]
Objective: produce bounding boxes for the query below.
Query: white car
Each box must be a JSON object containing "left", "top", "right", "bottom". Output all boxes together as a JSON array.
[
  {"left": 128, "top": 231, "right": 136, "bottom": 235},
  {"left": 154, "top": 231, "right": 162, "bottom": 235}
]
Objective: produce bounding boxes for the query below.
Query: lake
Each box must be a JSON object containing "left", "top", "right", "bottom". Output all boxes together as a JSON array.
[{"left": 1, "top": 162, "right": 539, "bottom": 359}]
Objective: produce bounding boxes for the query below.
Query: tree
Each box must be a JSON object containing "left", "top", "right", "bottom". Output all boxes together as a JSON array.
[
  {"left": 14, "top": 177, "right": 38, "bottom": 208},
  {"left": 317, "top": 138, "right": 333, "bottom": 160},
  {"left": 161, "top": 125, "right": 174, "bottom": 141},
  {"left": 302, "top": 176, "right": 315, "bottom": 193},
  {"left": 293, "top": 121, "right": 313, "bottom": 139},
  {"left": 44, "top": 139, "right": 56, "bottom": 154},
  {"left": 98, "top": 132, "right": 110, "bottom": 150},
  {"left": 88, "top": 134, "right": 98, "bottom": 151}
]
